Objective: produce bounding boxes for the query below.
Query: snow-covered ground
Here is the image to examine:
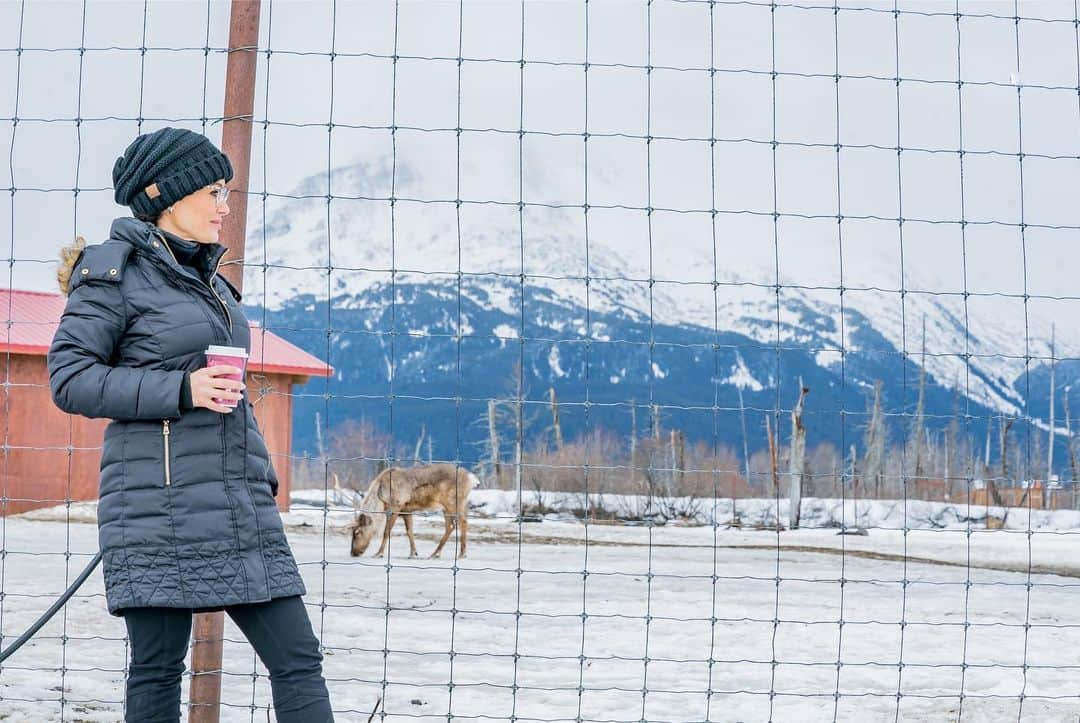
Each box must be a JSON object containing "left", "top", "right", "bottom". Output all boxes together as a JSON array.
[{"left": 2, "top": 493, "right": 1079, "bottom": 722}]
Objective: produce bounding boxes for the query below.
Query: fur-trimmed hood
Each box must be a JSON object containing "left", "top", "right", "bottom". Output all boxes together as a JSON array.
[
  {"left": 57, "top": 217, "right": 232, "bottom": 298},
  {"left": 56, "top": 236, "right": 87, "bottom": 297}
]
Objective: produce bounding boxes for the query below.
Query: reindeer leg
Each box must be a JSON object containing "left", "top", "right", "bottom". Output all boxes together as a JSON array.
[
  {"left": 458, "top": 511, "right": 468, "bottom": 559},
  {"left": 403, "top": 513, "right": 419, "bottom": 558},
  {"left": 430, "top": 512, "right": 455, "bottom": 559},
  {"left": 374, "top": 512, "right": 398, "bottom": 558}
]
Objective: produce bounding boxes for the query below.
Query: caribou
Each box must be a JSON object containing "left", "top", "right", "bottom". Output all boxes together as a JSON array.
[{"left": 348, "top": 463, "right": 477, "bottom": 559}]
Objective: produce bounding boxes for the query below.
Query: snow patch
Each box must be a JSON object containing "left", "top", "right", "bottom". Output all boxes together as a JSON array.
[
  {"left": 723, "top": 353, "right": 764, "bottom": 391},
  {"left": 492, "top": 323, "right": 518, "bottom": 339},
  {"left": 548, "top": 344, "right": 566, "bottom": 378}
]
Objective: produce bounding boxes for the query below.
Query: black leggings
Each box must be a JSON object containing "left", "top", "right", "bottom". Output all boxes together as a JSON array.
[{"left": 122, "top": 595, "right": 333, "bottom": 722}]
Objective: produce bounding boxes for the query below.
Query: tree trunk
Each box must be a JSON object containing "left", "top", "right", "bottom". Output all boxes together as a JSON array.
[
  {"left": 863, "top": 380, "right": 885, "bottom": 501},
  {"left": 413, "top": 423, "right": 426, "bottom": 464},
  {"left": 1046, "top": 326, "right": 1056, "bottom": 509},
  {"left": 788, "top": 380, "right": 809, "bottom": 529},
  {"left": 549, "top": 386, "right": 563, "bottom": 451},
  {"left": 488, "top": 399, "right": 501, "bottom": 483},
  {"left": 1065, "top": 392, "right": 1079, "bottom": 484},
  {"left": 670, "top": 429, "right": 686, "bottom": 496},
  {"left": 737, "top": 385, "right": 751, "bottom": 501},
  {"left": 766, "top": 415, "right": 779, "bottom": 502}
]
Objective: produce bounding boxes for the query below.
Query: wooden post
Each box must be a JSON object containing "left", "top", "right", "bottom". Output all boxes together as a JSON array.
[
  {"left": 216, "top": 0, "right": 260, "bottom": 293},
  {"left": 190, "top": 1, "right": 260, "bottom": 720}
]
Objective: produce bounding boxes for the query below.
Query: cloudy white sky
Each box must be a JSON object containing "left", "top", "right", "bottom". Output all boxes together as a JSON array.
[{"left": 2, "top": 0, "right": 1079, "bottom": 357}]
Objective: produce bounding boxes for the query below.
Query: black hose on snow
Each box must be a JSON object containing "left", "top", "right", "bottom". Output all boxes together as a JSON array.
[{"left": 0, "top": 550, "right": 103, "bottom": 664}]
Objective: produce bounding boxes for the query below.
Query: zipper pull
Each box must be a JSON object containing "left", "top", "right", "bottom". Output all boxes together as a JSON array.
[{"left": 162, "top": 420, "right": 172, "bottom": 486}]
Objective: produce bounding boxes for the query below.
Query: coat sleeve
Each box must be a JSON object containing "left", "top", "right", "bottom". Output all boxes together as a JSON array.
[{"left": 48, "top": 280, "right": 185, "bottom": 421}]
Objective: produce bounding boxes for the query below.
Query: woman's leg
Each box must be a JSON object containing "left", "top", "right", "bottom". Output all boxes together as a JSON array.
[
  {"left": 227, "top": 595, "right": 333, "bottom": 722},
  {"left": 122, "top": 606, "right": 193, "bottom": 723}
]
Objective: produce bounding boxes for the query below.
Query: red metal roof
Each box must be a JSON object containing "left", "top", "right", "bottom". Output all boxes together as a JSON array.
[{"left": 0, "top": 289, "right": 332, "bottom": 379}]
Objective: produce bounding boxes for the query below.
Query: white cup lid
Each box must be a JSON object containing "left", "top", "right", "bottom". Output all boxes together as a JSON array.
[{"left": 205, "top": 345, "right": 248, "bottom": 358}]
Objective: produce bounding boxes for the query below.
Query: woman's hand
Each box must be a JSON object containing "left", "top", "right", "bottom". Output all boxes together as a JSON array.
[{"left": 189, "top": 365, "right": 245, "bottom": 413}]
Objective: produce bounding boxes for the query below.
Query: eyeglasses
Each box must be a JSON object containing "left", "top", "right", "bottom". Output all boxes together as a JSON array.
[{"left": 210, "top": 186, "right": 230, "bottom": 209}]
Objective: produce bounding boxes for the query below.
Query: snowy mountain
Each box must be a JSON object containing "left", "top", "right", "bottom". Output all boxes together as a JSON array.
[{"left": 242, "top": 153, "right": 1072, "bottom": 463}]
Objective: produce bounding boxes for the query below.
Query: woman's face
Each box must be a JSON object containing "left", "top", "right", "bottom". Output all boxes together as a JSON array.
[{"left": 156, "top": 179, "right": 229, "bottom": 243}]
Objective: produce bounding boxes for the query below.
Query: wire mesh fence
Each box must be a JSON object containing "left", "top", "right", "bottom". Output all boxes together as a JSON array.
[{"left": 3, "top": 0, "right": 1080, "bottom": 720}]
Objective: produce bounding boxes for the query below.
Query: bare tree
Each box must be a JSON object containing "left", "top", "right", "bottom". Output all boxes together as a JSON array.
[
  {"left": 806, "top": 442, "right": 840, "bottom": 498},
  {"left": 910, "top": 319, "right": 928, "bottom": 487},
  {"left": 670, "top": 428, "right": 686, "bottom": 497},
  {"left": 1047, "top": 325, "right": 1056, "bottom": 488},
  {"left": 737, "top": 385, "right": 751, "bottom": 498},
  {"left": 487, "top": 399, "right": 501, "bottom": 481},
  {"left": 986, "top": 414, "right": 1013, "bottom": 508},
  {"left": 766, "top": 414, "right": 779, "bottom": 500},
  {"left": 847, "top": 443, "right": 863, "bottom": 532},
  {"left": 314, "top": 417, "right": 392, "bottom": 492},
  {"left": 1065, "top": 387, "right": 1079, "bottom": 482},
  {"left": 413, "top": 423, "right": 426, "bottom": 464},
  {"left": 549, "top": 387, "right": 563, "bottom": 451},
  {"left": 484, "top": 360, "right": 543, "bottom": 498},
  {"left": 788, "top": 379, "right": 809, "bottom": 529},
  {"left": 863, "top": 380, "right": 886, "bottom": 499},
  {"left": 944, "top": 418, "right": 956, "bottom": 500}
]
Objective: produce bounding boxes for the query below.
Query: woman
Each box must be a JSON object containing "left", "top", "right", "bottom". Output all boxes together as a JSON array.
[{"left": 47, "top": 127, "right": 334, "bottom": 721}]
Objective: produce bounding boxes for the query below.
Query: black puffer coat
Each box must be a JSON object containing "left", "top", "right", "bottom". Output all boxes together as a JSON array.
[{"left": 48, "top": 216, "right": 306, "bottom": 616}]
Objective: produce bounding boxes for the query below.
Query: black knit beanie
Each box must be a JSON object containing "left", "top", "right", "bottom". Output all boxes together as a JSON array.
[{"left": 112, "top": 127, "right": 233, "bottom": 218}]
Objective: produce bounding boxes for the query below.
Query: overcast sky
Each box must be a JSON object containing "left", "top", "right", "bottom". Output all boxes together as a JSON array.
[{"left": 3, "top": 0, "right": 1079, "bottom": 355}]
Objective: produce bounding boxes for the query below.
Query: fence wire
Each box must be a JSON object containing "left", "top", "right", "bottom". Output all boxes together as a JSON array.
[{"left": 2, "top": 0, "right": 1080, "bottom": 721}]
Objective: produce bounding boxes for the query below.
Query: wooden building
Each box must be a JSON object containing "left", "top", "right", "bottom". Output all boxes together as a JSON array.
[{"left": 0, "top": 289, "right": 331, "bottom": 516}]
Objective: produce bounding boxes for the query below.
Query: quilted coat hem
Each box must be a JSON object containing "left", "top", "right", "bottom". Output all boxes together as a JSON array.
[{"left": 102, "top": 538, "right": 306, "bottom": 617}]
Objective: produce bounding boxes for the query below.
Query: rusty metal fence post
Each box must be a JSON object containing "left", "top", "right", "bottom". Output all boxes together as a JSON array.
[{"left": 189, "top": 1, "right": 261, "bottom": 720}]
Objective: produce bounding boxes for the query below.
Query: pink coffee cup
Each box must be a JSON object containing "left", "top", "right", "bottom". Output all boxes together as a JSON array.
[{"left": 205, "top": 345, "right": 248, "bottom": 407}]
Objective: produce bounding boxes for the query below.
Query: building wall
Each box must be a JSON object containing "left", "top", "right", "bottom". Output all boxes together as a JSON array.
[
  {"left": 1, "top": 354, "right": 294, "bottom": 515},
  {"left": 247, "top": 371, "right": 298, "bottom": 512},
  {"left": 0, "top": 355, "right": 106, "bottom": 515}
]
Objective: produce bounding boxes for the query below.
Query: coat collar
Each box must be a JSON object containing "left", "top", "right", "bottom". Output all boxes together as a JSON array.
[{"left": 109, "top": 216, "right": 228, "bottom": 281}]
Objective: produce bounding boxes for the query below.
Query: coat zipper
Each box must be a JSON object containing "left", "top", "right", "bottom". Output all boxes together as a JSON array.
[
  {"left": 208, "top": 255, "right": 233, "bottom": 330},
  {"left": 155, "top": 230, "right": 233, "bottom": 331},
  {"left": 162, "top": 419, "right": 173, "bottom": 486}
]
